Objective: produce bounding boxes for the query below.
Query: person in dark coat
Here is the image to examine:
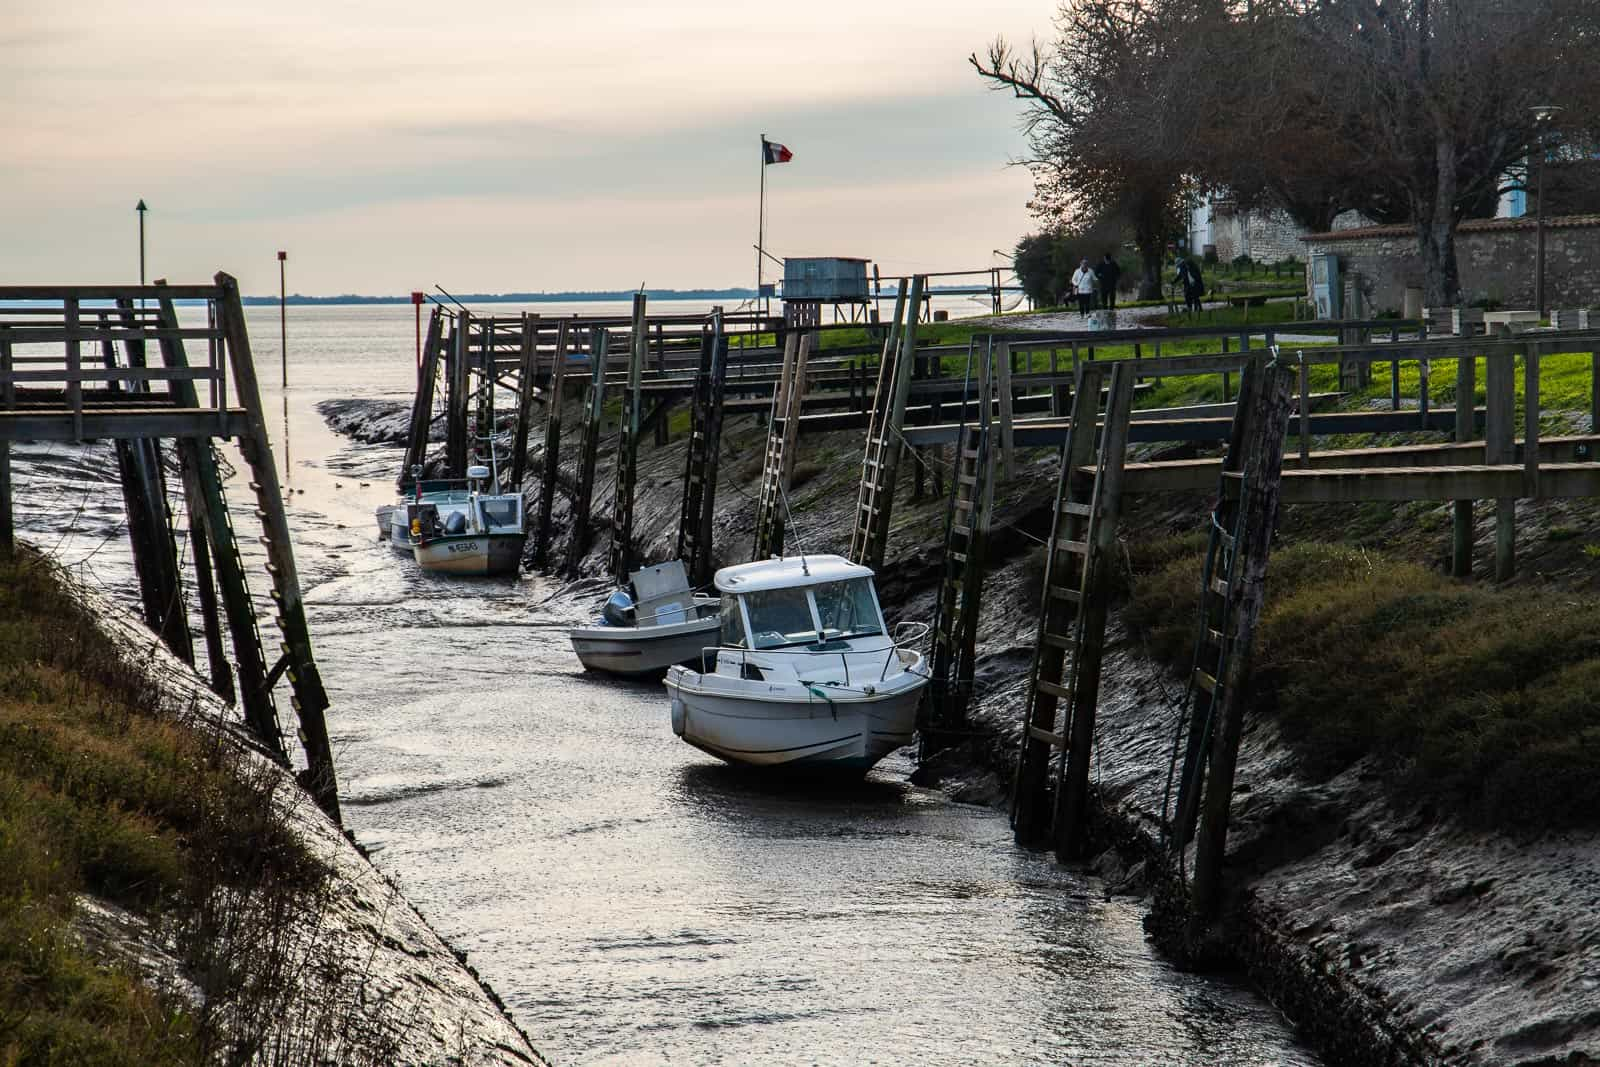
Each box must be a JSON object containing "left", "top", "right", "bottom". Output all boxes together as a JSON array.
[
  {"left": 1094, "top": 253, "right": 1122, "bottom": 310},
  {"left": 1174, "top": 255, "right": 1205, "bottom": 314}
]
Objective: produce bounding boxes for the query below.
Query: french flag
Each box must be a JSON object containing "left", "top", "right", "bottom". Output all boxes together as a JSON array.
[{"left": 762, "top": 140, "right": 793, "bottom": 165}]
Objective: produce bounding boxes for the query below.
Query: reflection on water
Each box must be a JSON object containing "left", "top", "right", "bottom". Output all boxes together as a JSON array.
[{"left": 7, "top": 304, "right": 1318, "bottom": 1066}]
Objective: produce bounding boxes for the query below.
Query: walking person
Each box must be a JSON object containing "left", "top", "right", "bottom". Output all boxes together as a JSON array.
[
  {"left": 1174, "top": 254, "right": 1205, "bottom": 315},
  {"left": 1071, "top": 258, "right": 1097, "bottom": 317},
  {"left": 1094, "top": 253, "right": 1122, "bottom": 310}
]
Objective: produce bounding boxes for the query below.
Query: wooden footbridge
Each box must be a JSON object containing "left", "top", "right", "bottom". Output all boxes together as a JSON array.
[{"left": 0, "top": 278, "right": 341, "bottom": 822}]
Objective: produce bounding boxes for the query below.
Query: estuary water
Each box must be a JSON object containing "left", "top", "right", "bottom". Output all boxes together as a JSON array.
[{"left": 9, "top": 302, "right": 1318, "bottom": 1065}]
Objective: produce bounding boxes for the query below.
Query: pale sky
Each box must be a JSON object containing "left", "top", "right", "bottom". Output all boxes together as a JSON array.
[{"left": 4, "top": 1, "right": 1046, "bottom": 296}]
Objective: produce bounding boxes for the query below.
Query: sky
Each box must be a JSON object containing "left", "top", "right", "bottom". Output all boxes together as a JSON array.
[{"left": 4, "top": 1, "right": 1049, "bottom": 296}]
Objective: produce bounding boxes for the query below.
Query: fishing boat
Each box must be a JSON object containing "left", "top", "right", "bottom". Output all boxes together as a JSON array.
[
  {"left": 568, "top": 560, "right": 720, "bottom": 676},
  {"left": 408, "top": 464, "right": 525, "bottom": 576},
  {"left": 662, "top": 554, "right": 930, "bottom": 772}
]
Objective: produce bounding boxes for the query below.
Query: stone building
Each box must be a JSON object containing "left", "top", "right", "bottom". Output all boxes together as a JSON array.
[
  {"left": 1188, "top": 199, "right": 1308, "bottom": 264},
  {"left": 1300, "top": 214, "right": 1600, "bottom": 312}
]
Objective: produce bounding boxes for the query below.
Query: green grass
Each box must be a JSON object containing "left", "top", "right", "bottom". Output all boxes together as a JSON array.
[
  {"left": 0, "top": 551, "right": 326, "bottom": 1064},
  {"left": 1125, "top": 542, "right": 1600, "bottom": 831}
]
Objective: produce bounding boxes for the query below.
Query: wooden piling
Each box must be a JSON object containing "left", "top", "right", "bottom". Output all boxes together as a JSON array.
[
  {"left": 1452, "top": 351, "right": 1477, "bottom": 576},
  {"left": 610, "top": 296, "right": 648, "bottom": 582},
  {"left": 0, "top": 335, "right": 11, "bottom": 556},
  {"left": 1485, "top": 350, "right": 1516, "bottom": 581},
  {"left": 569, "top": 326, "right": 607, "bottom": 573},
  {"left": 403, "top": 308, "right": 444, "bottom": 485},
  {"left": 676, "top": 315, "right": 729, "bottom": 588},
  {"left": 446, "top": 310, "right": 470, "bottom": 477},
  {"left": 533, "top": 321, "right": 570, "bottom": 569},
  {"left": 509, "top": 313, "right": 539, "bottom": 490},
  {"left": 1188, "top": 353, "right": 1295, "bottom": 930}
]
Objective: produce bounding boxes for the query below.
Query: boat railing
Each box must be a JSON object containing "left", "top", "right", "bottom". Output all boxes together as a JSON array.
[{"left": 696, "top": 635, "right": 916, "bottom": 686}]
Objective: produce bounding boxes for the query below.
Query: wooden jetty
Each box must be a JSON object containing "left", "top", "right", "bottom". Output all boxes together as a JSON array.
[
  {"left": 0, "top": 278, "right": 341, "bottom": 822},
  {"left": 390, "top": 286, "right": 1600, "bottom": 913}
]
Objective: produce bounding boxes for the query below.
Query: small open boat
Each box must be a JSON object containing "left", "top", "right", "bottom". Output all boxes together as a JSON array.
[
  {"left": 568, "top": 560, "right": 720, "bottom": 676},
  {"left": 663, "top": 554, "right": 929, "bottom": 772},
  {"left": 408, "top": 464, "right": 525, "bottom": 576}
]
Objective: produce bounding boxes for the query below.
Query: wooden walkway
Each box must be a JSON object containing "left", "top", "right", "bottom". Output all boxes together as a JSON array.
[{"left": 0, "top": 280, "right": 342, "bottom": 822}]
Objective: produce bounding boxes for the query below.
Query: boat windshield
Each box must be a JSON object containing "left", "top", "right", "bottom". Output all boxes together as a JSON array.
[
  {"left": 811, "top": 578, "right": 882, "bottom": 641},
  {"left": 719, "top": 595, "right": 747, "bottom": 648},
  {"left": 479, "top": 498, "right": 521, "bottom": 531},
  {"left": 743, "top": 587, "right": 819, "bottom": 650}
]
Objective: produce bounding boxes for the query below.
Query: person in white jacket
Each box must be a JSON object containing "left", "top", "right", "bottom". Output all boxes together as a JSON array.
[{"left": 1071, "top": 259, "right": 1097, "bottom": 316}]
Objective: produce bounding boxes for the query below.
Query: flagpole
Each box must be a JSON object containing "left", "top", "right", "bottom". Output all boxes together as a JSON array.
[{"left": 757, "top": 133, "right": 767, "bottom": 321}]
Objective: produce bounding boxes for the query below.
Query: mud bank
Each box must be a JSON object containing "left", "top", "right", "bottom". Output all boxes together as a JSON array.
[
  {"left": 73, "top": 570, "right": 550, "bottom": 1066},
  {"left": 339, "top": 388, "right": 1598, "bottom": 1065}
]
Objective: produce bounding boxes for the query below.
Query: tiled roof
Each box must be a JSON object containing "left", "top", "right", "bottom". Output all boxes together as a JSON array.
[{"left": 1303, "top": 213, "right": 1600, "bottom": 241}]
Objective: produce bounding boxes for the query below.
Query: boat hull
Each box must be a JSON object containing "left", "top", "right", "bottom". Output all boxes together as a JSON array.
[
  {"left": 412, "top": 532, "right": 524, "bottom": 576},
  {"left": 662, "top": 670, "right": 926, "bottom": 772},
  {"left": 569, "top": 618, "right": 720, "bottom": 676}
]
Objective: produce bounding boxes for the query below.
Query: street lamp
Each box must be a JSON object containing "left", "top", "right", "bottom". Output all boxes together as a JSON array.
[{"left": 1530, "top": 104, "right": 1564, "bottom": 318}]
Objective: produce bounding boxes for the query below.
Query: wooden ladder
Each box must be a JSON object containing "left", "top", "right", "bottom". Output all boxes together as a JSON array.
[
  {"left": 751, "top": 330, "right": 811, "bottom": 559},
  {"left": 847, "top": 276, "right": 923, "bottom": 570},
  {"left": 1168, "top": 473, "right": 1248, "bottom": 851},
  {"left": 609, "top": 296, "right": 648, "bottom": 582},
  {"left": 676, "top": 313, "right": 728, "bottom": 587},
  {"left": 923, "top": 337, "right": 997, "bottom": 756},
  {"left": 1011, "top": 360, "right": 1135, "bottom": 860}
]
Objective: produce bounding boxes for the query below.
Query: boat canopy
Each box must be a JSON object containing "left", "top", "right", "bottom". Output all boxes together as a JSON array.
[{"left": 713, "top": 554, "right": 873, "bottom": 595}]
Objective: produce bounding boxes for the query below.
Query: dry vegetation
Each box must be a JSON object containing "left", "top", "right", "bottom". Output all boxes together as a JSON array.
[
  {"left": 1125, "top": 540, "right": 1600, "bottom": 830},
  {"left": 0, "top": 549, "right": 348, "bottom": 1064}
]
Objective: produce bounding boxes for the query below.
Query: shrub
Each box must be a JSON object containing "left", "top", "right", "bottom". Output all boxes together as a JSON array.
[{"left": 1122, "top": 540, "right": 1600, "bottom": 830}]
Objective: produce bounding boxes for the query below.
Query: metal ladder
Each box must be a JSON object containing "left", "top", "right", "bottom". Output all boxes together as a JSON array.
[
  {"left": 1011, "top": 361, "right": 1135, "bottom": 859},
  {"left": 924, "top": 338, "right": 996, "bottom": 757}
]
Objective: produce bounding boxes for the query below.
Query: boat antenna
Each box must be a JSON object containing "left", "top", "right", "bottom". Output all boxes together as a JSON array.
[{"left": 776, "top": 478, "right": 810, "bottom": 576}]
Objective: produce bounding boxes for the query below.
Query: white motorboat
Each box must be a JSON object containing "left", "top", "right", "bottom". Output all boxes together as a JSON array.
[
  {"left": 663, "top": 554, "right": 929, "bottom": 773},
  {"left": 381, "top": 475, "right": 477, "bottom": 554},
  {"left": 409, "top": 465, "right": 526, "bottom": 576},
  {"left": 568, "top": 560, "right": 720, "bottom": 676}
]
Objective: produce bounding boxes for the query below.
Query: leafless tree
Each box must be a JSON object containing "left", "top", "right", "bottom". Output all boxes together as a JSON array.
[{"left": 973, "top": 1, "right": 1203, "bottom": 299}]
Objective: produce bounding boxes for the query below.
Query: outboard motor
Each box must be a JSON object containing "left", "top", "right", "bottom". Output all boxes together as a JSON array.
[
  {"left": 601, "top": 588, "right": 635, "bottom": 627},
  {"left": 443, "top": 510, "right": 468, "bottom": 535}
]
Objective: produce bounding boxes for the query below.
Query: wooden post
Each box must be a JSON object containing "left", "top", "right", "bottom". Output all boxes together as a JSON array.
[
  {"left": 214, "top": 274, "right": 339, "bottom": 821},
  {"left": 1452, "top": 351, "right": 1476, "bottom": 577},
  {"left": 994, "top": 339, "right": 1015, "bottom": 477},
  {"left": 0, "top": 335, "right": 11, "bottom": 556},
  {"left": 403, "top": 307, "right": 444, "bottom": 484},
  {"left": 1485, "top": 349, "right": 1516, "bottom": 581},
  {"left": 654, "top": 321, "right": 669, "bottom": 446},
  {"left": 1297, "top": 352, "right": 1311, "bottom": 467},
  {"left": 446, "top": 310, "right": 471, "bottom": 477},
  {"left": 676, "top": 316, "right": 729, "bottom": 588},
  {"left": 1524, "top": 343, "right": 1540, "bottom": 501},
  {"left": 1419, "top": 358, "right": 1430, "bottom": 427},
  {"left": 610, "top": 296, "right": 648, "bottom": 583},
  {"left": 1189, "top": 354, "right": 1295, "bottom": 929},
  {"left": 570, "top": 326, "right": 608, "bottom": 573},
  {"left": 509, "top": 313, "right": 539, "bottom": 490},
  {"left": 533, "top": 321, "right": 570, "bottom": 569}
]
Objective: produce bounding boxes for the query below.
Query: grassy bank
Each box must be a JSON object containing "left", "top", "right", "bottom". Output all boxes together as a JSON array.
[
  {"left": 1125, "top": 541, "right": 1600, "bottom": 831},
  {"left": 0, "top": 551, "right": 326, "bottom": 1064}
]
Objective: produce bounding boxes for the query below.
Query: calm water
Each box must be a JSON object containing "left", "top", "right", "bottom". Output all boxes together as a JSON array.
[{"left": 10, "top": 303, "right": 1317, "bottom": 1065}]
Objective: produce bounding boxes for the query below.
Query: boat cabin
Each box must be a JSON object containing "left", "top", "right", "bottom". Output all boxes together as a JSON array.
[{"left": 714, "top": 555, "right": 887, "bottom": 652}]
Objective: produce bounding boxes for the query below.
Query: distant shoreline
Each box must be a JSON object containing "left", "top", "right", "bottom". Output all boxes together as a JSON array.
[{"left": 238, "top": 289, "right": 756, "bottom": 307}]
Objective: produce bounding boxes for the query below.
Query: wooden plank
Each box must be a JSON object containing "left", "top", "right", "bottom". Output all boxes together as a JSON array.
[{"left": 1027, "top": 725, "right": 1067, "bottom": 748}]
